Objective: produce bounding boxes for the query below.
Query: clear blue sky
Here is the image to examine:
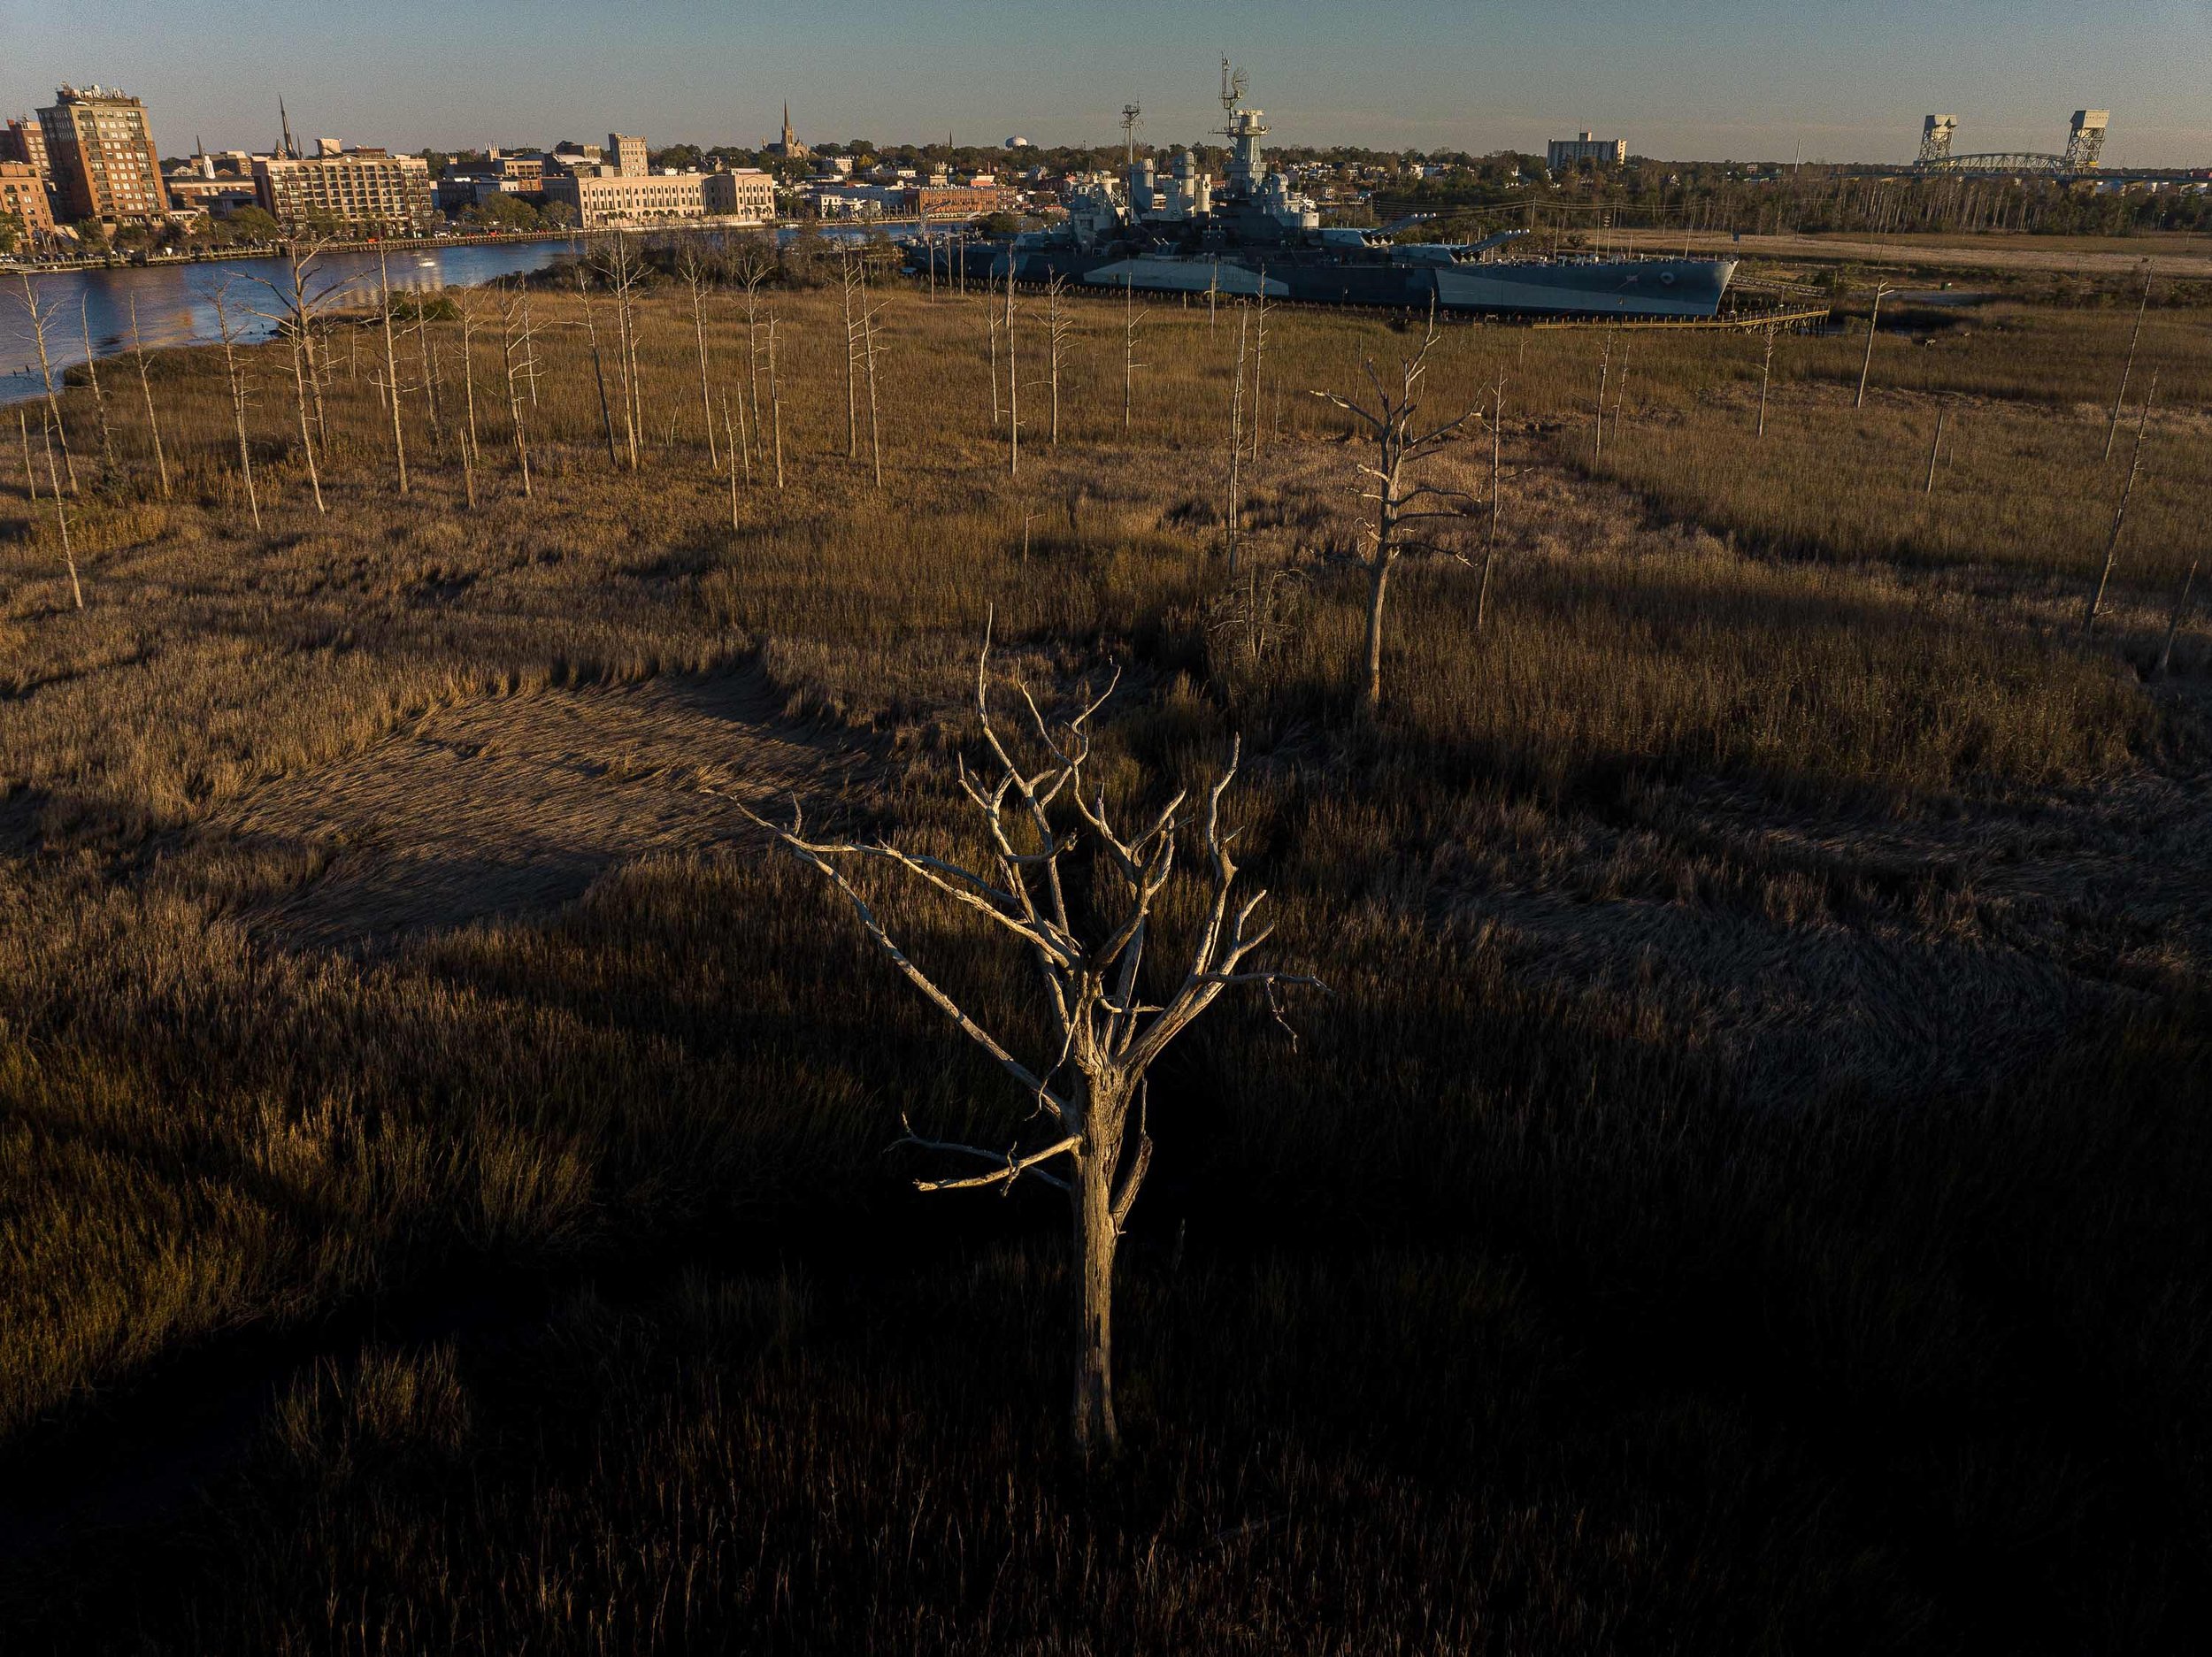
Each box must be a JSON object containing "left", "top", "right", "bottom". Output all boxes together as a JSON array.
[{"left": 5, "top": 0, "right": 2207, "bottom": 166}]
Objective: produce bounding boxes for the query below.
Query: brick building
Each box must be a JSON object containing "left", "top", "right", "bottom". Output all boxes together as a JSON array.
[
  {"left": 39, "top": 84, "right": 168, "bottom": 224},
  {"left": 2, "top": 116, "right": 49, "bottom": 178},
  {"left": 0, "top": 160, "right": 56, "bottom": 241}
]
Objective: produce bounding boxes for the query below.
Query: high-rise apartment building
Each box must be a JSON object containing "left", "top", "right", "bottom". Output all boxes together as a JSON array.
[
  {"left": 1546, "top": 131, "right": 1628, "bottom": 170},
  {"left": 254, "top": 147, "right": 434, "bottom": 234},
  {"left": 39, "top": 84, "right": 168, "bottom": 223},
  {"left": 610, "top": 133, "right": 647, "bottom": 177},
  {"left": 1, "top": 116, "right": 49, "bottom": 178}
]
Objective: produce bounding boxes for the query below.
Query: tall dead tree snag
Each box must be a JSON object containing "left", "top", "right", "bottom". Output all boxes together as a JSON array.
[
  {"left": 679, "top": 244, "right": 719, "bottom": 471},
  {"left": 209, "top": 279, "right": 263, "bottom": 531},
  {"left": 1045, "top": 272, "right": 1072, "bottom": 447},
  {"left": 376, "top": 244, "right": 409, "bottom": 495},
  {"left": 127, "top": 297, "right": 170, "bottom": 499},
  {"left": 740, "top": 644, "right": 1318, "bottom": 1453},
  {"left": 250, "top": 236, "right": 349, "bottom": 517},
  {"left": 1311, "top": 315, "right": 1481, "bottom": 711},
  {"left": 12, "top": 273, "right": 78, "bottom": 495}
]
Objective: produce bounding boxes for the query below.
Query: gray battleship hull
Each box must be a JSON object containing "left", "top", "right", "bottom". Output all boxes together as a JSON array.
[{"left": 928, "top": 245, "right": 1738, "bottom": 319}]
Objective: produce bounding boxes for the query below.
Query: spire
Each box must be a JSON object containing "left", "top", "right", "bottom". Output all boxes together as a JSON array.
[{"left": 279, "top": 96, "right": 296, "bottom": 160}]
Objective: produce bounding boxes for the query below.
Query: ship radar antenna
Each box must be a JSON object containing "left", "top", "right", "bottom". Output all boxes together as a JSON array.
[
  {"left": 1219, "top": 58, "right": 1247, "bottom": 119},
  {"left": 1120, "top": 102, "right": 1142, "bottom": 166}
]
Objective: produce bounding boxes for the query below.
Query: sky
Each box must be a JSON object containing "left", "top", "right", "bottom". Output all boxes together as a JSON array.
[{"left": 6, "top": 0, "right": 2209, "bottom": 168}]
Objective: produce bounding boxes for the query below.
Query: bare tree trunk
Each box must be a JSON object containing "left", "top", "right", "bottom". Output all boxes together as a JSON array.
[
  {"left": 378, "top": 245, "right": 409, "bottom": 495},
  {"left": 1248, "top": 277, "right": 1268, "bottom": 460},
  {"left": 988, "top": 308, "right": 1002, "bottom": 427},
  {"left": 16, "top": 273, "right": 78, "bottom": 495},
  {"left": 2104, "top": 272, "right": 2150, "bottom": 463},
  {"left": 1477, "top": 378, "right": 1504, "bottom": 633},
  {"left": 2155, "top": 561, "right": 2197, "bottom": 679},
  {"left": 18, "top": 407, "right": 35, "bottom": 502},
  {"left": 458, "top": 301, "right": 480, "bottom": 466},
  {"left": 1005, "top": 269, "right": 1019, "bottom": 478},
  {"left": 289, "top": 328, "right": 325, "bottom": 512},
  {"left": 861, "top": 255, "right": 884, "bottom": 487},
  {"left": 1756, "top": 326, "right": 1775, "bottom": 439},
  {"left": 1122, "top": 276, "right": 1145, "bottom": 436},
  {"left": 1363, "top": 553, "right": 1394, "bottom": 712},
  {"left": 1924, "top": 405, "right": 1947, "bottom": 495},
  {"left": 415, "top": 301, "right": 442, "bottom": 446},
  {"left": 686, "top": 256, "right": 718, "bottom": 471},
  {"left": 721, "top": 387, "right": 741, "bottom": 530},
  {"left": 1855, "top": 285, "right": 1890, "bottom": 410},
  {"left": 211, "top": 285, "right": 262, "bottom": 531},
  {"left": 2085, "top": 374, "right": 2154, "bottom": 637},
  {"left": 1071, "top": 1102, "right": 1122, "bottom": 1454},
  {"left": 1045, "top": 273, "right": 1068, "bottom": 447},
  {"left": 579, "top": 276, "right": 621, "bottom": 467},
  {"left": 42, "top": 418, "right": 82, "bottom": 609},
  {"left": 77, "top": 297, "right": 116, "bottom": 480},
  {"left": 502, "top": 293, "right": 534, "bottom": 499},
  {"left": 768, "top": 311, "right": 784, "bottom": 489},
  {"left": 841, "top": 249, "right": 860, "bottom": 460},
  {"left": 128, "top": 298, "right": 169, "bottom": 495},
  {"left": 1227, "top": 302, "right": 1247, "bottom": 574}
]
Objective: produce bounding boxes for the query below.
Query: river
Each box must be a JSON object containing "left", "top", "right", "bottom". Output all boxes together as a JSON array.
[{"left": 0, "top": 240, "right": 578, "bottom": 407}]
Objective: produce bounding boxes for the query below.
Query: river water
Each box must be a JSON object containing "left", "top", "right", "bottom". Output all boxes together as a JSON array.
[{"left": 0, "top": 241, "right": 578, "bottom": 407}]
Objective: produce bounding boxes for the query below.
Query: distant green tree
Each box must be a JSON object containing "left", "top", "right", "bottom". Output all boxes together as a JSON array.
[
  {"left": 650, "top": 144, "right": 703, "bottom": 173},
  {"left": 71, "top": 218, "right": 110, "bottom": 251},
  {"left": 541, "top": 200, "right": 578, "bottom": 229},
  {"left": 0, "top": 211, "right": 19, "bottom": 255},
  {"left": 216, "top": 205, "right": 282, "bottom": 244},
  {"left": 465, "top": 194, "right": 543, "bottom": 233}
]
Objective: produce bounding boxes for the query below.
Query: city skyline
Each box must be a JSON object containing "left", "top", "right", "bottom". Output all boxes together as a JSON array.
[{"left": 5, "top": 0, "right": 2210, "bottom": 168}]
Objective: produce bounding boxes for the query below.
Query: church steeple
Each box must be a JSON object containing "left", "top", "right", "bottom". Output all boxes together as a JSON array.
[{"left": 279, "top": 96, "right": 296, "bottom": 160}]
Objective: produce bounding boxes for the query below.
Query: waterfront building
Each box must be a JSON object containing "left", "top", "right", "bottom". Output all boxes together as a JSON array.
[
  {"left": 1, "top": 160, "right": 57, "bottom": 240},
  {"left": 2, "top": 116, "right": 49, "bottom": 178},
  {"left": 703, "top": 168, "right": 776, "bottom": 221},
  {"left": 610, "top": 133, "right": 647, "bottom": 178},
  {"left": 253, "top": 147, "right": 435, "bottom": 234},
  {"left": 543, "top": 169, "right": 708, "bottom": 226},
  {"left": 38, "top": 85, "right": 168, "bottom": 224}
]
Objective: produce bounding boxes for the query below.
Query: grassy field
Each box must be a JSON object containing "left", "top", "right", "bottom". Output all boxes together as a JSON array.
[{"left": 0, "top": 243, "right": 2208, "bottom": 1653}]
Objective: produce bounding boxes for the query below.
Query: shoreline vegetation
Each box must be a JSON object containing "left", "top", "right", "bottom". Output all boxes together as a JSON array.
[{"left": 0, "top": 226, "right": 2208, "bottom": 1651}]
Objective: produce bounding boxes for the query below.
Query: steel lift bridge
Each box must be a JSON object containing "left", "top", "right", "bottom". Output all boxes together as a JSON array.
[{"left": 1913, "top": 110, "right": 2108, "bottom": 175}]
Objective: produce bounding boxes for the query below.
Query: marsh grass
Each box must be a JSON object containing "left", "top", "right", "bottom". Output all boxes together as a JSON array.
[{"left": 0, "top": 269, "right": 2207, "bottom": 1652}]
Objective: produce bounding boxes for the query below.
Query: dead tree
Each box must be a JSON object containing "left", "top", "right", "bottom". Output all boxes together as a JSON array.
[
  {"left": 2104, "top": 270, "right": 2150, "bottom": 463},
  {"left": 1475, "top": 373, "right": 1518, "bottom": 634},
  {"left": 1311, "top": 313, "right": 1482, "bottom": 711},
  {"left": 41, "top": 418, "right": 82, "bottom": 609},
  {"left": 455, "top": 294, "right": 482, "bottom": 468},
  {"left": 18, "top": 408, "right": 35, "bottom": 501},
  {"left": 1122, "top": 275, "right": 1148, "bottom": 435},
  {"left": 2085, "top": 372, "right": 2154, "bottom": 637},
  {"left": 1923, "top": 403, "right": 1948, "bottom": 495},
  {"left": 1045, "top": 272, "right": 1072, "bottom": 447},
  {"left": 2155, "top": 561, "right": 2197, "bottom": 679},
  {"left": 1005, "top": 266, "right": 1020, "bottom": 477},
  {"left": 720, "top": 387, "right": 741, "bottom": 529},
  {"left": 74, "top": 297, "right": 116, "bottom": 480},
  {"left": 1226, "top": 302, "right": 1249, "bottom": 573},
  {"left": 415, "top": 298, "right": 442, "bottom": 447},
  {"left": 679, "top": 244, "right": 719, "bottom": 471},
  {"left": 1755, "top": 325, "right": 1776, "bottom": 439},
  {"left": 376, "top": 244, "right": 409, "bottom": 494},
  {"left": 209, "top": 279, "right": 262, "bottom": 531},
  {"left": 1855, "top": 282, "right": 1895, "bottom": 410},
  {"left": 1248, "top": 273, "right": 1269, "bottom": 460},
  {"left": 250, "top": 238, "right": 349, "bottom": 515},
  {"left": 595, "top": 232, "right": 644, "bottom": 468},
  {"left": 127, "top": 296, "right": 170, "bottom": 498},
  {"left": 859, "top": 250, "right": 885, "bottom": 487},
  {"left": 766, "top": 309, "right": 785, "bottom": 489},
  {"left": 13, "top": 273, "right": 77, "bottom": 494},
  {"left": 734, "top": 242, "right": 772, "bottom": 445},
  {"left": 738, "top": 642, "right": 1319, "bottom": 1452},
  {"left": 500, "top": 286, "right": 536, "bottom": 498},
  {"left": 575, "top": 269, "right": 622, "bottom": 467},
  {"left": 841, "top": 248, "right": 863, "bottom": 460}
]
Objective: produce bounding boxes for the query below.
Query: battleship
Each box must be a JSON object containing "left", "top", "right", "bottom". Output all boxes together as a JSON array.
[{"left": 916, "top": 66, "right": 1738, "bottom": 320}]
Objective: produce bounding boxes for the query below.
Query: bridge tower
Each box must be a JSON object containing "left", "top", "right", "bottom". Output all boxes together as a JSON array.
[
  {"left": 1918, "top": 115, "right": 1956, "bottom": 166},
  {"left": 2063, "top": 110, "right": 2109, "bottom": 170}
]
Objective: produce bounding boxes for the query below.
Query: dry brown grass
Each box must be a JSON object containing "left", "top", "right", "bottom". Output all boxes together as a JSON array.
[{"left": 0, "top": 266, "right": 2207, "bottom": 1652}]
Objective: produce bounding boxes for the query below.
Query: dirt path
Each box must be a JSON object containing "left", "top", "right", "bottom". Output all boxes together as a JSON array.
[
  {"left": 1619, "top": 229, "right": 2212, "bottom": 279},
  {"left": 217, "top": 668, "right": 854, "bottom": 952}
]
